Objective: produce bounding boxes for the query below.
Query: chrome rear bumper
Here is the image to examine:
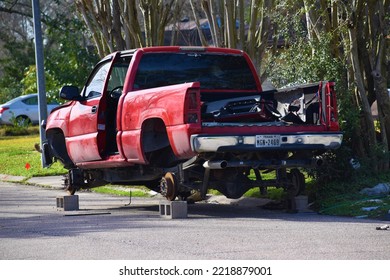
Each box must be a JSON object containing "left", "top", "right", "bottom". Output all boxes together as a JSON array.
[{"left": 190, "top": 133, "right": 343, "bottom": 153}]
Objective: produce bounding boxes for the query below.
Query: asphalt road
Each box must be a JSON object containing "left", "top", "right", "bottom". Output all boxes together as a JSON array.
[{"left": 0, "top": 180, "right": 389, "bottom": 260}]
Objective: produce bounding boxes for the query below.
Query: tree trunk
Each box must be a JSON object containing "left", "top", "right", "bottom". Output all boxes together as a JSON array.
[
  {"left": 201, "top": 0, "right": 217, "bottom": 46},
  {"left": 190, "top": 0, "right": 208, "bottom": 46},
  {"left": 246, "top": 0, "right": 259, "bottom": 60},
  {"left": 347, "top": 2, "right": 378, "bottom": 172},
  {"left": 120, "top": 0, "right": 144, "bottom": 48},
  {"left": 256, "top": 0, "right": 273, "bottom": 75},
  {"left": 112, "top": 0, "right": 125, "bottom": 50},
  {"left": 224, "top": 0, "right": 236, "bottom": 49},
  {"left": 75, "top": 0, "right": 105, "bottom": 57},
  {"left": 170, "top": 0, "right": 183, "bottom": 46},
  {"left": 368, "top": 0, "right": 390, "bottom": 162},
  {"left": 238, "top": 0, "right": 245, "bottom": 49}
]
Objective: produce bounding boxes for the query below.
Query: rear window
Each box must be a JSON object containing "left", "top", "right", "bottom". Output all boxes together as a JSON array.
[{"left": 134, "top": 52, "right": 257, "bottom": 90}]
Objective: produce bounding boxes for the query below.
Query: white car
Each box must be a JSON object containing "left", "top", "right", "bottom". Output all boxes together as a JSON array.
[{"left": 0, "top": 93, "right": 59, "bottom": 126}]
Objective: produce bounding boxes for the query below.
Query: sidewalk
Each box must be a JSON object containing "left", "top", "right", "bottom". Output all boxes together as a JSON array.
[
  {"left": 0, "top": 174, "right": 26, "bottom": 183},
  {"left": 0, "top": 174, "right": 64, "bottom": 189}
]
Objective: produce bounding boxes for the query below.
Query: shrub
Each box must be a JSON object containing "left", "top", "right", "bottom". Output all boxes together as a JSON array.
[{"left": 0, "top": 125, "right": 39, "bottom": 137}]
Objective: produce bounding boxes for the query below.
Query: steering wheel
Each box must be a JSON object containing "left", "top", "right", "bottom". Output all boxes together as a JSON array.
[{"left": 109, "top": 86, "right": 123, "bottom": 99}]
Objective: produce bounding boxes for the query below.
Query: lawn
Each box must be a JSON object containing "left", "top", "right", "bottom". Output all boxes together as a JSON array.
[{"left": 0, "top": 135, "right": 67, "bottom": 178}]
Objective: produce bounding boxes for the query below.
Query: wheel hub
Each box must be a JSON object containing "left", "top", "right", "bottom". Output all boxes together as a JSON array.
[{"left": 160, "top": 172, "right": 177, "bottom": 201}]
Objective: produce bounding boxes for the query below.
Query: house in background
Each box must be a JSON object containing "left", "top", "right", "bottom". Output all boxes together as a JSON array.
[{"left": 164, "top": 17, "right": 217, "bottom": 46}]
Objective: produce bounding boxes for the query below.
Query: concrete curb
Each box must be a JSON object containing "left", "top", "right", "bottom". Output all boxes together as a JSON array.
[
  {"left": 0, "top": 174, "right": 64, "bottom": 190},
  {"left": 0, "top": 174, "right": 26, "bottom": 183},
  {"left": 26, "top": 175, "right": 64, "bottom": 189}
]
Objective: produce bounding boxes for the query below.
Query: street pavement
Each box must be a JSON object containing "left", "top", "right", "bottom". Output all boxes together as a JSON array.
[{"left": 1, "top": 175, "right": 390, "bottom": 260}]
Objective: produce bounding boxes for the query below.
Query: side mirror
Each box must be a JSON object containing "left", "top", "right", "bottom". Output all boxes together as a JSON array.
[{"left": 60, "top": 86, "right": 81, "bottom": 101}]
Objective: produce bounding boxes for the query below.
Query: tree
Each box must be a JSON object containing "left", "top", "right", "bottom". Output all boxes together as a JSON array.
[
  {"left": 0, "top": 0, "right": 98, "bottom": 103},
  {"left": 337, "top": 0, "right": 389, "bottom": 171},
  {"left": 0, "top": 0, "right": 36, "bottom": 102},
  {"left": 189, "top": 0, "right": 277, "bottom": 80},
  {"left": 75, "top": 0, "right": 184, "bottom": 57},
  {"left": 265, "top": 0, "right": 389, "bottom": 172}
]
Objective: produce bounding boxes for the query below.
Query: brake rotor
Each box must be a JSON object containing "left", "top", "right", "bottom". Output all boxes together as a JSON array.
[
  {"left": 160, "top": 172, "right": 178, "bottom": 201},
  {"left": 63, "top": 173, "right": 77, "bottom": 195}
]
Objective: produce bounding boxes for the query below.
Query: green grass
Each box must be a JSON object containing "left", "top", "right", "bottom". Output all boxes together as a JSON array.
[
  {"left": 92, "top": 186, "right": 152, "bottom": 197},
  {"left": 314, "top": 172, "right": 390, "bottom": 219},
  {"left": 245, "top": 187, "right": 284, "bottom": 200},
  {"left": 319, "top": 194, "right": 390, "bottom": 219},
  {"left": 0, "top": 135, "right": 67, "bottom": 178}
]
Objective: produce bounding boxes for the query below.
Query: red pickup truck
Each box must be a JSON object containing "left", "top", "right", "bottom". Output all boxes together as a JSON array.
[{"left": 43, "top": 46, "right": 342, "bottom": 202}]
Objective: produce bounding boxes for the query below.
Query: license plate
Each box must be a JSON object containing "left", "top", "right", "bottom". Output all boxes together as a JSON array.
[{"left": 255, "top": 135, "right": 281, "bottom": 147}]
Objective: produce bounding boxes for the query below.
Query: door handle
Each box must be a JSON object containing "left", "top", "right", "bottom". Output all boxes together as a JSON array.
[{"left": 91, "top": 106, "right": 97, "bottom": 114}]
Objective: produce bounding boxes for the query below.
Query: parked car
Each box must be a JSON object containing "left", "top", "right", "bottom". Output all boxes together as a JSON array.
[{"left": 0, "top": 93, "right": 59, "bottom": 126}]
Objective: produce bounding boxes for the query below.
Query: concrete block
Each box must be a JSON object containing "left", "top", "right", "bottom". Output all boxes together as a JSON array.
[
  {"left": 56, "top": 195, "right": 79, "bottom": 211},
  {"left": 294, "top": 195, "right": 308, "bottom": 212},
  {"left": 159, "top": 200, "right": 187, "bottom": 219}
]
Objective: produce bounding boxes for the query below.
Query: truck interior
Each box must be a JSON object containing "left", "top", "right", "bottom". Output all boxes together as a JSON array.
[{"left": 103, "top": 56, "right": 132, "bottom": 155}]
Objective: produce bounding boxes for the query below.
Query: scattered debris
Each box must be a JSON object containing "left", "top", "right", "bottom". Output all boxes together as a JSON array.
[
  {"left": 375, "top": 225, "right": 389, "bottom": 230},
  {"left": 148, "top": 190, "right": 159, "bottom": 196},
  {"left": 355, "top": 215, "right": 368, "bottom": 219},
  {"left": 349, "top": 158, "right": 361, "bottom": 169},
  {"left": 361, "top": 206, "right": 380, "bottom": 212},
  {"left": 360, "top": 183, "right": 390, "bottom": 196},
  {"left": 34, "top": 143, "right": 42, "bottom": 153},
  {"left": 365, "top": 199, "right": 383, "bottom": 203}
]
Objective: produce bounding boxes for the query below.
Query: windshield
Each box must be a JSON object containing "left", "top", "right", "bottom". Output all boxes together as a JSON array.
[{"left": 134, "top": 52, "right": 257, "bottom": 90}]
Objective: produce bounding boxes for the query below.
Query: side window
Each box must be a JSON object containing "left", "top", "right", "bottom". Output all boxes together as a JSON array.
[
  {"left": 107, "top": 56, "right": 132, "bottom": 92},
  {"left": 84, "top": 61, "right": 111, "bottom": 98},
  {"left": 22, "top": 96, "right": 38, "bottom": 105}
]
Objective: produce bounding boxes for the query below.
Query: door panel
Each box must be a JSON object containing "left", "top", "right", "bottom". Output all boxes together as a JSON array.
[
  {"left": 65, "top": 53, "right": 133, "bottom": 163},
  {"left": 66, "top": 60, "right": 112, "bottom": 163},
  {"left": 67, "top": 97, "right": 102, "bottom": 163}
]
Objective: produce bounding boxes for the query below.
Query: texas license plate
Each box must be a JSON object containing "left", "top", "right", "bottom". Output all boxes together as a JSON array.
[{"left": 255, "top": 135, "right": 281, "bottom": 147}]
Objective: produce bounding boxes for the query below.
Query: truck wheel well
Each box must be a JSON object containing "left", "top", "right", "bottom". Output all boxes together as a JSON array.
[
  {"left": 141, "top": 118, "right": 178, "bottom": 167},
  {"left": 46, "top": 129, "right": 74, "bottom": 169}
]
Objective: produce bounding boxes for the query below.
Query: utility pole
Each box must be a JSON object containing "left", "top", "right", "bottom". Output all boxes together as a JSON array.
[{"left": 32, "top": 0, "right": 48, "bottom": 167}]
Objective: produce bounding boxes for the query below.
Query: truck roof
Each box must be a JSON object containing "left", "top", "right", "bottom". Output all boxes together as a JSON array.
[{"left": 102, "top": 46, "right": 245, "bottom": 60}]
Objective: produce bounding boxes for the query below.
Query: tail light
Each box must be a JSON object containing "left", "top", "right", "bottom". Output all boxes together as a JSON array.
[
  {"left": 318, "top": 81, "right": 339, "bottom": 131},
  {"left": 0, "top": 106, "right": 9, "bottom": 114},
  {"left": 327, "top": 82, "right": 340, "bottom": 131},
  {"left": 184, "top": 88, "right": 200, "bottom": 124}
]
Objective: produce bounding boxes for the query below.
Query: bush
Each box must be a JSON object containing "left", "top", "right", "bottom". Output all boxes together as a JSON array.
[{"left": 0, "top": 125, "right": 40, "bottom": 137}]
